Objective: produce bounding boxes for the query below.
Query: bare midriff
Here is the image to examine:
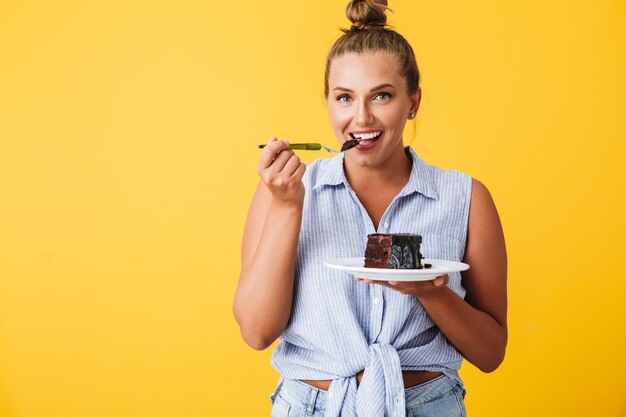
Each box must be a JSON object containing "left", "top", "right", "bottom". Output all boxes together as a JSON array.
[{"left": 301, "top": 370, "right": 443, "bottom": 392}]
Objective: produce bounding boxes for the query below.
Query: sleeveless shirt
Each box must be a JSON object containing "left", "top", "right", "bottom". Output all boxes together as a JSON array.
[{"left": 270, "top": 146, "right": 472, "bottom": 417}]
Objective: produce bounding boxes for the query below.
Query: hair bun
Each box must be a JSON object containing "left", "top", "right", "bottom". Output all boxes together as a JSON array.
[{"left": 346, "top": 0, "right": 390, "bottom": 30}]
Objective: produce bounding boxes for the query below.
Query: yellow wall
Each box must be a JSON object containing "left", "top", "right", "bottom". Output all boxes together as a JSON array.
[{"left": 1, "top": 1, "right": 625, "bottom": 416}]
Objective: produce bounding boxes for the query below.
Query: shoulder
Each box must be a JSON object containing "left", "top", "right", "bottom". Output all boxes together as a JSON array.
[
  {"left": 423, "top": 162, "right": 472, "bottom": 201},
  {"left": 430, "top": 164, "right": 471, "bottom": 188},
  {"left": 467, "top": 178, "right": 504, "bottom": 244},
  {"left": 407, "top": 148, "right": 471, "bottom": 196},
  {"left": 469, "top": 178, "right": 497, "bottom": 216},
  {"left": 470, "top": 178, "right": 492, "bottom": 204}
]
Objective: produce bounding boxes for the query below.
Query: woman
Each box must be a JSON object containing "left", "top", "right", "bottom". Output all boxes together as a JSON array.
[{"left": 233, "top": 1, "right": 507, "bottom": 416}]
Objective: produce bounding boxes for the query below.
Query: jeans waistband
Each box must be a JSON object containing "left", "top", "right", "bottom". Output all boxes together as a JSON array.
[{"left": 271, "top": 377, "right": 327, "bottom": 414}]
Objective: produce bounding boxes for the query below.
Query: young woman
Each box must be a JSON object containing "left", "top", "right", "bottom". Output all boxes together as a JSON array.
[{"left": 234, "top": 1, "right": 507, "bottom": 416}]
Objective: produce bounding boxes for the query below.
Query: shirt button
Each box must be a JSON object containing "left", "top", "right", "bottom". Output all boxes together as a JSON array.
[
  {"left": 383, "top": 222, "right": 390, "bottom": 229},
  {"left": 373, "top": 297, "right": 380, "bottom": 305},
  {"left": 396, "top": 396, "right": 400, "bottom": 404}
]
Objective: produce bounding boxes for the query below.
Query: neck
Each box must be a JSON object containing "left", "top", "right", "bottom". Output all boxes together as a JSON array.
[{"left": 344, "top": 145, "right": 412, "bottom": 191}]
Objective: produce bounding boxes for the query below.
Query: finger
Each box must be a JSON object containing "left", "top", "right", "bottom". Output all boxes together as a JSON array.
[
  {"left": 258, "top": 139, "right": 289, "bottom": 170},
  {"left": 369, "top": 280, "right": 392, "bottom": 287},
  {"left": 280, "top": 153, "right": 301, "bottom": 177},
  {"left": 289, "top": 162, "right": 306, "bottom": 181},
  {"left": 267, "top": 149, "right": 295, "bottom": 174},
  {"left": 433, "top": 274, "right": 448, "bottom": 287},
  {"left": 257, "top": 137, "right": 282, "bottom": 170}
]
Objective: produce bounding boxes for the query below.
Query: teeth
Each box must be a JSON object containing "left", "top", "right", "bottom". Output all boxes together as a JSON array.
[{"left": 352, "top": 131, "right": 382, "bottom": 140}]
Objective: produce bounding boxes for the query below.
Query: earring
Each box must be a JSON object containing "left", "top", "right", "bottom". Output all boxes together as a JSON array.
[{"left": 408, "top": 112, "right": 415, "bottom": 119}]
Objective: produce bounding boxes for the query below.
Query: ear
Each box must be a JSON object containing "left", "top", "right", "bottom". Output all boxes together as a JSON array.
[{"left": 410, "top": 87, "right": 422, "bottom": 114}]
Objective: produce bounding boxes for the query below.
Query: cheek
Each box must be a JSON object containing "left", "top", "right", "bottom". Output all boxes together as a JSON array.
[
  {"left": 380, "top": 108, "right": 407, "bottom": 128},
  {"left": 328, "top": 107, "right": 351, "bottom": 130}
]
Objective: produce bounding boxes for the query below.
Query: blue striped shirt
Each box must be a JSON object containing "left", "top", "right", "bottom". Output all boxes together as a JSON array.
[{"left": 270, "top": 146, "right": 472, "bottom": 417}]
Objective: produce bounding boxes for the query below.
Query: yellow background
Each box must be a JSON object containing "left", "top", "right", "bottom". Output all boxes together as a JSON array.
[{"left": 1, "top": 1, "right": 625, "bottom": 416}]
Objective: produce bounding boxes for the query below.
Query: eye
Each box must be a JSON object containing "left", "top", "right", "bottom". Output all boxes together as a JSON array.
[
  {"left": 374, "top": 92, "right": 392, "bottom": 101},
  {"left": 336, "top": 94, "right": 352, "bottom": 103}
]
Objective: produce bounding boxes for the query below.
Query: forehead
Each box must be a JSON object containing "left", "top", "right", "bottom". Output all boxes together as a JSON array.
[{"left": 328, "top": 52, "right": 403, "bottom": 90}]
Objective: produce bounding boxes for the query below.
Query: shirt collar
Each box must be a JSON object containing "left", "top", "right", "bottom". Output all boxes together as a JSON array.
[
  {"left": 312, "top": 146, "right": 439, "bottom": 200},
  {"left": 400, "top": 146, "right": 439, "bottom": 199}
]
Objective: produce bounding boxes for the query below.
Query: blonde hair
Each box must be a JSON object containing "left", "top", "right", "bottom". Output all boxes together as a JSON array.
[{"left": 323, "top": 0, "right": 421, "bottom": 98}]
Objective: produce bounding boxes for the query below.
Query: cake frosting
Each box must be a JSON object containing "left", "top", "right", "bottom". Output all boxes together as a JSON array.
[{"left": 364, "top": 233, "right": 423, "bottom": 269}]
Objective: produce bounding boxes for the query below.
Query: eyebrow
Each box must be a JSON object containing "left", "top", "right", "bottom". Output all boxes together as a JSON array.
[{"left": 332, "top": 83, "right": 397, "bottom": 93}]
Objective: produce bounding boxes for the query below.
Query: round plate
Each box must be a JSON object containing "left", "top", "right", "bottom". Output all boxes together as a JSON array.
[{"left": 323, "top": 258, "right": 470, "bottom": 281}]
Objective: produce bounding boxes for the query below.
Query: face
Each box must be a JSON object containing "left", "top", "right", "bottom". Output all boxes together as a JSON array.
[{"left": 327, "top": 51, "right": 420, "bottom": 168}]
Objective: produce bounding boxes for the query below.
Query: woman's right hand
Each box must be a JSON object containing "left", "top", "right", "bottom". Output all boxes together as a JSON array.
[
  {"left": 257, "top": 137, "right": 306, "bottom": 205},
  {"left": 236, "top": 137, "right": 306, "bottom": 349}
]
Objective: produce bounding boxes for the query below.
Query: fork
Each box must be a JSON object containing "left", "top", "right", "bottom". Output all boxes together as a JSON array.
[{"left": 258, "top": 143, "right": 339, "bottom": 154}]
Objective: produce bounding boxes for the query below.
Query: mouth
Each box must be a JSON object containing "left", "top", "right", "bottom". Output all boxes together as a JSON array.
[{"left": 347, "top": 130, "right": 383, "bottom": 150}]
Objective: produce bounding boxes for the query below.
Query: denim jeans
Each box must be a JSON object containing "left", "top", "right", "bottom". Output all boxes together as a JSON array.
[{"left": 269, "top": 374, "right": 466, "bottom": 416}]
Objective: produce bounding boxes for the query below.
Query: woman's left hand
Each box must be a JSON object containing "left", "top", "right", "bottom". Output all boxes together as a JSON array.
[{"left": 354, "top": 275, "right": 449, "bottom": 299}]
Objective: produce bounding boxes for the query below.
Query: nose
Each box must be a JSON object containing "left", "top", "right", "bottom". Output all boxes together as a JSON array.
[{"left": 355, "top": 101, "right": 374, "bottom": 126}]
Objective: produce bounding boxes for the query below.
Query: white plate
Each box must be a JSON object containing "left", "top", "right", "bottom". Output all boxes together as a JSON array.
[{"left": 323, "top": 258, "right": 470, "bottom": 281}]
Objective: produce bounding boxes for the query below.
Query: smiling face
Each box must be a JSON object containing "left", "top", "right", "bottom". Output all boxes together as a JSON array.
[{"left": 327, "top": 51, "right": 420, "bottom": 169}]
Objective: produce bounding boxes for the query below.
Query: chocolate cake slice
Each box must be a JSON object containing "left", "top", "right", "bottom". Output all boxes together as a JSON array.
[
  {"left": 364, "top": 233, "right": 423, "bottom": 269},
  {"left": 341, "top": 139, "right": 360, "bottom": 151}
]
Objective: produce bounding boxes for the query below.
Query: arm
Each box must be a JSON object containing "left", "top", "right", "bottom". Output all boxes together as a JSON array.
[
  {"left": 361, "top": 178, "right": 508, "bottom": 372},
  {"left": 233, "top": 138, "right": 306, "bottom": 350}
]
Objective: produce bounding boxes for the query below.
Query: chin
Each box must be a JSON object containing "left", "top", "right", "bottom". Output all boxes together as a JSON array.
[{"left": 345, "top": 150, "right": 383, "bottom": 167}]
